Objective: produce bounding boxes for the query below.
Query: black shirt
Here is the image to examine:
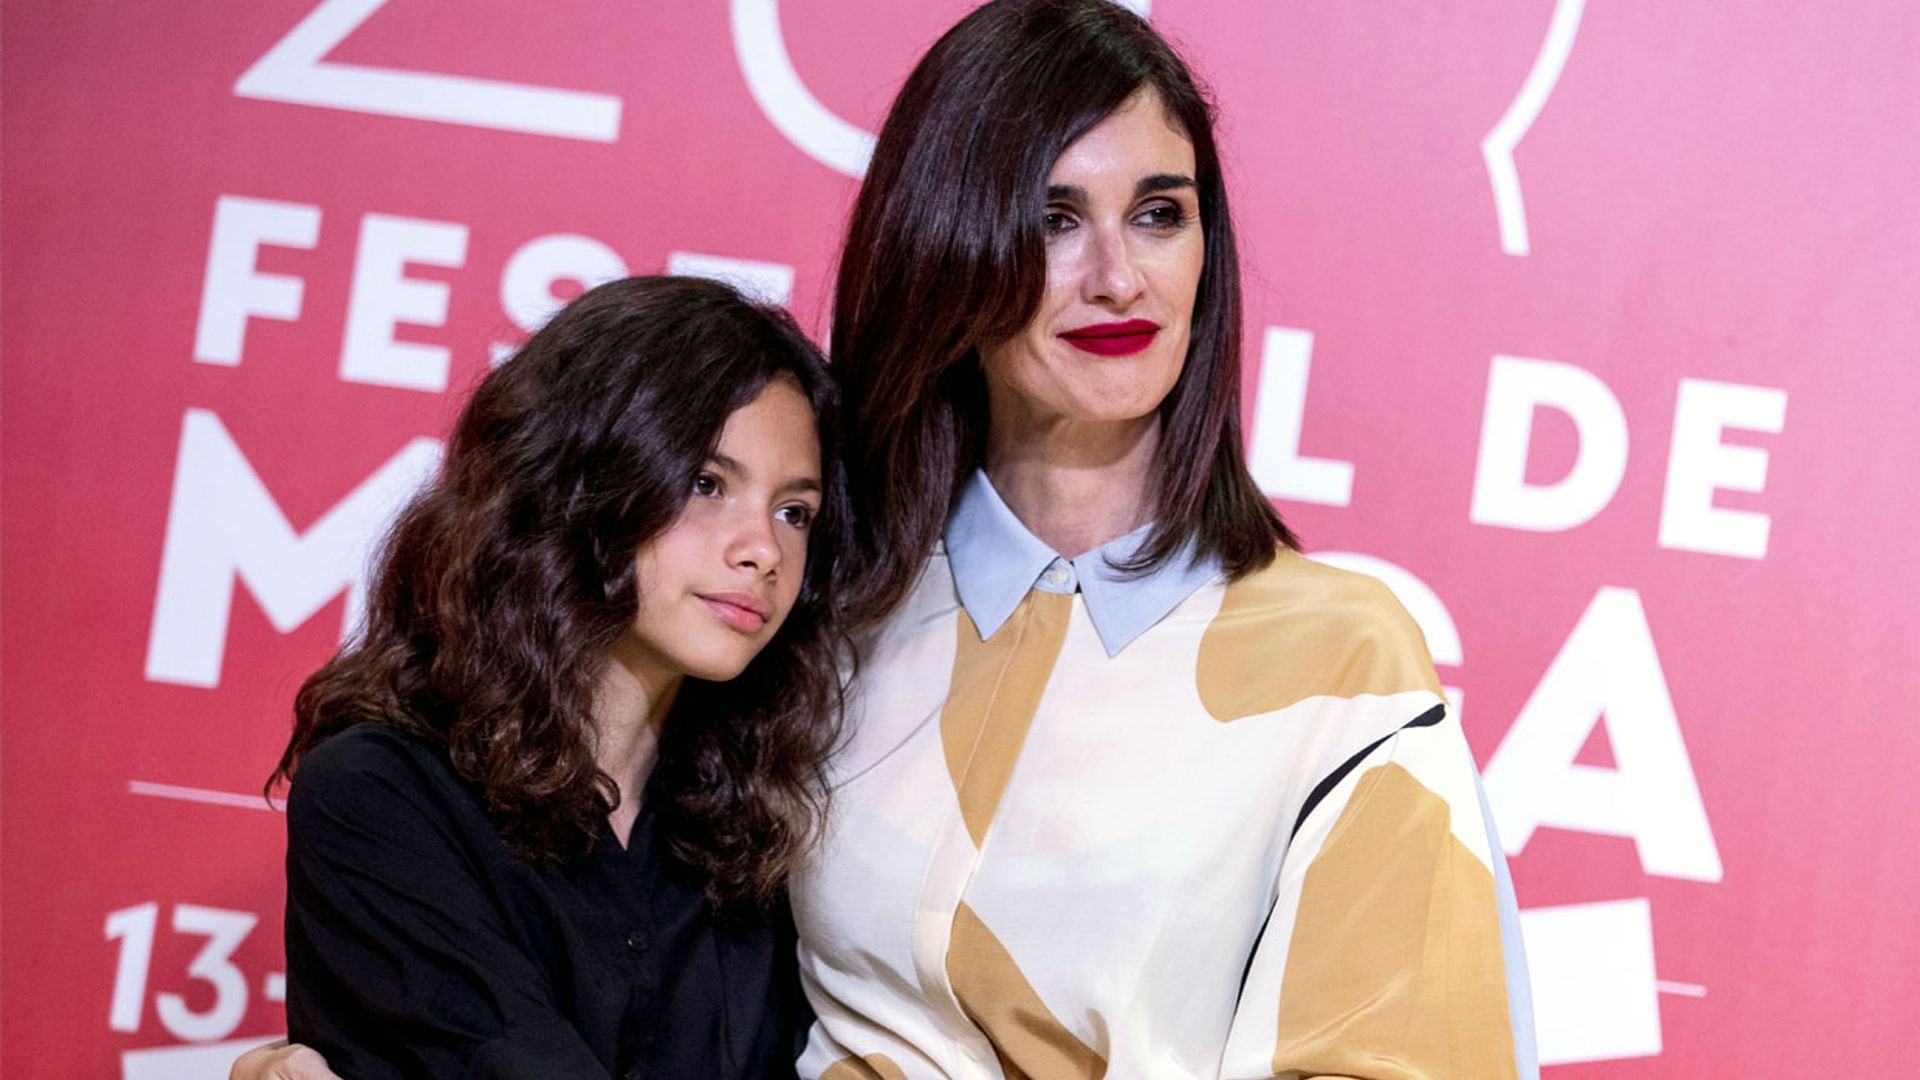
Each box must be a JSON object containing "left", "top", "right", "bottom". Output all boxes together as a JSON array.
[{"left": 284, "top": 724, "right": 806, "bottom": 1079}]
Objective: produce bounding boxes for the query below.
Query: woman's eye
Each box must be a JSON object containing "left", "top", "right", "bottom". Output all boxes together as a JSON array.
[
  {"left": 1136, "top": 202, "right": 1187, "bottom": 230},
  {"left": 776, "top": 505, "right": 815, "bottom": 529},
  {"left": 1043, "top": 209, "right": 1077, "bottom": 235},
  {"left": 691, "top": 473, "right": 721, "bottom": 497}
]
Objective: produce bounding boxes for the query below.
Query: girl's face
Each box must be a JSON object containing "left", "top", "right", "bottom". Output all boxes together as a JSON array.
[
  {"left": 979, "top": 88, "right": 1205, "bottom": 431},
  {"left": 624, "top": 375, "right": 822, "bottom": 685}
]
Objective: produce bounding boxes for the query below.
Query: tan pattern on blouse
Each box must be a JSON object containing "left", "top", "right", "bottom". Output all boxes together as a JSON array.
[
  {"left": 1197, "top": 550, "right": 1444, "bottom": 723},
  {"left": 940, "top": 590, "right": 1074, "bottom": 846},
  {"left": 948, "top": 901, "right": 1108, "bottom": 1079},
  {"left": 1274, "top": 762, "right": 1518, "bottom": 1079}
]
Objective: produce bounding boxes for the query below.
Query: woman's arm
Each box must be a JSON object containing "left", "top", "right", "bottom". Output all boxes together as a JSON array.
[
  {"left": 1210, "top": 568, "right": 1536, "bottom": 1080},
  {"left": 1217, "top": 708, "right": 1534, "bottom": 1080}
]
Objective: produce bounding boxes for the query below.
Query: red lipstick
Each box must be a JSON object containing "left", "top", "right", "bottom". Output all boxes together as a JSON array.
[{"left": 1057, "top": 319, "right": 1160, "bottom": 356}]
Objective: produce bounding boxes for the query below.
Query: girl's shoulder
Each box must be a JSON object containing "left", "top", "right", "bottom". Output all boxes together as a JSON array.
[
  {"left": 296, "top": 721, "right": 443, "bottom": 783},
  {"left": 287, "top": 722, "right": 472, "bottom": 829}
]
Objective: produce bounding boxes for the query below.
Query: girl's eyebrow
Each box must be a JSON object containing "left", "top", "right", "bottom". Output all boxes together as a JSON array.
[
  {"left": 710, "top": 453, "right": 821, "bottom": 497},
  {"left": 778, "top": 476, "right": 823, "bottom": 498}
]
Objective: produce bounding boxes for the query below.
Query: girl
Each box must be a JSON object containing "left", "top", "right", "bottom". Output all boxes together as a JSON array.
[{"left": 268, "top": 275, "right": 845, "bottom": 1079}]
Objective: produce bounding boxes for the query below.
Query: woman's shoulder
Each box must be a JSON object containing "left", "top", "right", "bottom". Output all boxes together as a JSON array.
[
  {"left": 1196, "top": 548, "right": 1443, "bottom": 723},
  {"left": 1221, "top": 548, "right": 1422, "bottom": 637}
]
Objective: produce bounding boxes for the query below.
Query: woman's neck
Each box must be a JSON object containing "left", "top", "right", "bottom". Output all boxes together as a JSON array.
[
  {"left": 594, "top": 639, "right": 682, "bottom": 847},
  {"left": 983, "top": 406, "right": 1161, "bottom": 559}
]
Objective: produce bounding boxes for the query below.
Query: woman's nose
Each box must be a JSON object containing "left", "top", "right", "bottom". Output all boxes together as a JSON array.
[{"left": 1082, "top": 226, "right": 1145, "bottom": 306}]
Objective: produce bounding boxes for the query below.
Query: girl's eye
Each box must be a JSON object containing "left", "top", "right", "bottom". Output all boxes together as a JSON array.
[
  {"left": 1043, "top": 209, "right": 1077, "bottom": 235},
  {"left": 776, "top": 504, "right": 815, "bottom": 529},
  {"left": 691, "top": 472, "right": 721, "bottom": 497}
]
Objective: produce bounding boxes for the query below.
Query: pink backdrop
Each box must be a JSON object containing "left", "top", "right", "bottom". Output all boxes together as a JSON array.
[{"left": 4, "top": 1, "right": 1917, "bottom": 1075}]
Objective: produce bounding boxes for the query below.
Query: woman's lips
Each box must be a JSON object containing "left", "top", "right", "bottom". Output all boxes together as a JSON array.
[
  {"left": 1057, "top": 319, "right": 1161, "bottom": 356},
  {"left": 698, "top": 593, "right": 769, "bottom": 632}
]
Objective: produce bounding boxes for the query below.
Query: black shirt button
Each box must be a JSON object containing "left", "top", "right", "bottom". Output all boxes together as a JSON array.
[{"left": 624, "top": 929, "right": 649, "bottom": 952}]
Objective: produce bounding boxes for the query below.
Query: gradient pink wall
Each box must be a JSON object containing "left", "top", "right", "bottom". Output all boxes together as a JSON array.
[{"left": 4, "top": 1, "right": 1915, "bottom": 1075}]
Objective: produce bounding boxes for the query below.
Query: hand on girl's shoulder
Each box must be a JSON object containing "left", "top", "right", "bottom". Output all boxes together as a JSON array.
[{"left": 228, "top": 1040, "right": 341, "bottom": 1080}]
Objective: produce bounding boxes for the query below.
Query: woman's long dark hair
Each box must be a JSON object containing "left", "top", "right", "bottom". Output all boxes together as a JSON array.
[
  {"left": 274, "top": 275, "right": 849, "bottom": 911},
  {"left": 833, "top": 0, "right": 1296, "bottom": 625}
]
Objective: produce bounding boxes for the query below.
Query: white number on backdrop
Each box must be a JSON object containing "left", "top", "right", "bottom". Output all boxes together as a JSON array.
[
  {"left": 156, "top": 905, "right": 259, "bottom": 1043},
  {"left": 103, "top": 903, "right": 263, "bottom": 1042},
  {"left": 730, "top": 0, "right": 1151, "bottom": 178},
  {"left": 105, "top": 903, "right": 160, "bottom": 1032},
  {"left": 234, "top": 0, "right": 622, "bottom": 141}
]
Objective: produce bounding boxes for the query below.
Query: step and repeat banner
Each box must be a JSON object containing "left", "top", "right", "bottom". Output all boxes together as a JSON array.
[{"left": 4, "top": 1, "right": 1915, "bottom": 1076}]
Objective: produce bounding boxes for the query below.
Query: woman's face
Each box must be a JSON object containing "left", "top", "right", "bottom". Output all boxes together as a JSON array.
[
  {"left": 980, "top": 88, "right": 1205, "bottom": 429},
  {"left": 624, "top": 376, "right": 822, "bottom": 685}
]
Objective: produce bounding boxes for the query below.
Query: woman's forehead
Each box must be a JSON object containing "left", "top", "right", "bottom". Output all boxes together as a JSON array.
[{"left": 1050, "top": 90, "right": 1197, "bottom": 186}]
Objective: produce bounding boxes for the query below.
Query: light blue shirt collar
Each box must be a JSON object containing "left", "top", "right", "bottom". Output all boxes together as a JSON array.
[{"left": 943, "top": 469, "right": 1220, "bottom": 657}]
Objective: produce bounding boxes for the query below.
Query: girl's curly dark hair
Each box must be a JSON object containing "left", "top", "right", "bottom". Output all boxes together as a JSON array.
[{"left": 272, "top": 275, "right": 848, "bottom": 911}]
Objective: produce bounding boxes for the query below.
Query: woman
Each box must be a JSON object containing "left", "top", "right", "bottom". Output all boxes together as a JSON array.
[
  {"left": 261, "top": 275, "right": 846, "bottom": 1079},
  {"left": 797, "top": 2, "right": 1534, "bottom": 1078}
]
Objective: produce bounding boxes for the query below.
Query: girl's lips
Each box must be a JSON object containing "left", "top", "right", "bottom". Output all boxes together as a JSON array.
[
  {"left": 1057, "top": 319, "right": 1161, "bottom": 357},
  {"left": 698, "top": 594, "right": 768, "bottom": 632}
]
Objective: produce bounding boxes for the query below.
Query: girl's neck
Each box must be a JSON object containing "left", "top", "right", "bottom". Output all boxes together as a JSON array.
[
  {"left": 984, "top": 409, "right": 1160, "bottom": 559},
  {"left": 594, "top": 639, "right": 683, "bottom": 846}
]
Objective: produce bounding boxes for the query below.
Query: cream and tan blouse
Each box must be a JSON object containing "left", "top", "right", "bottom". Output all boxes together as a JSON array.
[{"left": 792, "top": 471, "right": 1535, "bottom": 1079}]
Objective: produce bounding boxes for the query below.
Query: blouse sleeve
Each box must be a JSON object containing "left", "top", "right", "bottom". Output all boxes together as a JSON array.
[
  {"left": 283, "top": 727, "right": 613, "bottom": 1080},
  {"left": 1213, "top": 568, "right": 1543, "bottom": 1068},
  {"left": 1215, "top": 619, "right": 1537, "bottom": 1078}
]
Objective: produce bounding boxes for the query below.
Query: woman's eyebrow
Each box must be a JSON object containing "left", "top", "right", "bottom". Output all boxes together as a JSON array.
[
  {"left": 1044, "top": 175, "right": 1196, "bottom": 203},
  {"left": 1135, "top": 173, "right": 1196, "bottom": 197}
]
